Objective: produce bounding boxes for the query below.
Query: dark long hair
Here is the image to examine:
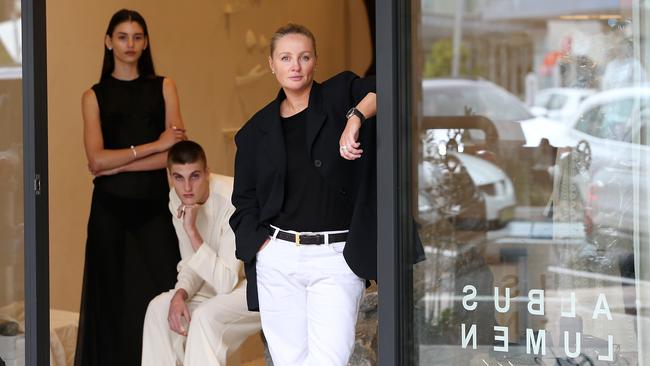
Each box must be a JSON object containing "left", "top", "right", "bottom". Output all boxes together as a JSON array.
[{"left": 100, "top": 9, "right": 156, "bottom": 82}]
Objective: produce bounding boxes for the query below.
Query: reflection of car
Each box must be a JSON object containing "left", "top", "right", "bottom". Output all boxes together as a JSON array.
[
  {"left": 454, "top": 152, "right": 515, "bottom": 225},
  {"left": 422, "top": 79, "right": 570, "bottom": 148},
  {"left": 566, "top": 87, "right": 650, "bottom": 243},
  {"left": 418, "top": 152, "right": 515, "bottom": 229},
  {"left": 530, "top": 87, "right": 596, "bottom": 125}
]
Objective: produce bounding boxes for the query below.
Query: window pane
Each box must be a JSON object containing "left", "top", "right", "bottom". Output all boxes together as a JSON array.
[
  {"left": 411, "top": 1, "right": 650, "bottom": 364},
  {"left": 0, "top": 0, "right": 24, "bottom": 364}
]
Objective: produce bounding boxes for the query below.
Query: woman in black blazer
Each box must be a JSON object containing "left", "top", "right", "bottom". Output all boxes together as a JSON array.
[{"left": 230, "top": 23, "right": 376, "bottom": 366}]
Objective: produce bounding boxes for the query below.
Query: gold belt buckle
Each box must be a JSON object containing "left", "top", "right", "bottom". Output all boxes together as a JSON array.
[{"left": 295, "top": 234, "right": 301, "bottom": 246}]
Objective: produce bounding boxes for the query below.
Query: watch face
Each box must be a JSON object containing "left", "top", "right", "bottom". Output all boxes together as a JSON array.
[{"left": 346, "top": 108, "right": 364, "bottom": 122}]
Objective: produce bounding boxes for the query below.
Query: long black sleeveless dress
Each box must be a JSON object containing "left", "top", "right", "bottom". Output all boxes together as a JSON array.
[{"left": 74, "top": 75, "right": 180, "bottom": 366}]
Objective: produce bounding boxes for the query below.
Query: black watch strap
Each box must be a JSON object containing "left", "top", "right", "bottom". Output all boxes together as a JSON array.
[{"left": 346, "top": 107, "right": 366, "bottom": 124}]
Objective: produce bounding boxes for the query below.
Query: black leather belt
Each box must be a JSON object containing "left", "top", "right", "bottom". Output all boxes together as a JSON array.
[{"left": 269, "top": 227, "right": 348, "bottom": 245}]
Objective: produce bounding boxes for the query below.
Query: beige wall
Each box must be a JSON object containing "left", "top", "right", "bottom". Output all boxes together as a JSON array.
[{"left": 48, "top": 0, "right": 371, "bottom": 311}]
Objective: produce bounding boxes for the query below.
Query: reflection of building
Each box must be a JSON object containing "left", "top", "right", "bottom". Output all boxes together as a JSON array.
[
  {"left": 412, "top": 1, "right": 649, "bottom": 364},
  {"left": 420, "top": 0, "right": 634, "bottom": 95},
  {"left": 421, "top": 2, "right": 539, "bottom": 97},
  {"left": 482, "top": 0, "right": 626, "bottom": 21}
]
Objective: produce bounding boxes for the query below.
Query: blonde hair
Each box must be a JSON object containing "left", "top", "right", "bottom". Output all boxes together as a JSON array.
[{"left": 270, "top": 23, "right": 317, "bottom": 57}]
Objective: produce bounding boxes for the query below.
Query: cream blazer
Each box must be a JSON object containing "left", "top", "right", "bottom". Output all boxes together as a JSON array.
[{"left": 169, "top": 173, "right": 242, "bottom": 299}]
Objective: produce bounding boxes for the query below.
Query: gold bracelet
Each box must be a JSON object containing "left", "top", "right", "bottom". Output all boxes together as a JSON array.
[{"left": 130, "top": 145, "right": 137, "bottom": 159}]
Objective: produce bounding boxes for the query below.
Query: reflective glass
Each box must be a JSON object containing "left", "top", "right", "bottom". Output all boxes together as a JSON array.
[
  {"left": 412, "top": 1, "right": 650, "bottom": 364},
  {"left": 0, "top": 0, "right": 24, "bottom": 364}
]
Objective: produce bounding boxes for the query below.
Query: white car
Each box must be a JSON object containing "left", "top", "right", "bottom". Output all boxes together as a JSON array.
[
  {"left": 422, "top": 79, "right": 571, "bottom": 148},
  {"left": 530, "top": 88, "right": 596, "bottom": 125},
  {"left": 418, "top": 151, "right": 516, "bottom": 230},
  {"left": 454, "top": 152, "right": 515, "bottom": 224},
  {"left": 565, "top": 87, "right": 650, "bottom": 243},
  {"left": 419, "top": 79, "right": 564, "bottom": 229}
]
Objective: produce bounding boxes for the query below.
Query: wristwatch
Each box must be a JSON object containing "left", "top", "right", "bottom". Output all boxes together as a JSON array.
[{"left": 345, "top": 107, "right": 366, "bottom": 124}]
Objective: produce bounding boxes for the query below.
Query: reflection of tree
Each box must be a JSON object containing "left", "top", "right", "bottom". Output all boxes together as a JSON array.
[
  {"left": 424, "top": 39, "right": 480, "bottom": 78},
  {"left": 415, "top": 138, "right": 495, "bottom": 345},
  {"left": 548, "top": 148, "right": 591, "bottom": 282},
  {"left": 547, "top": 147, "right": 623, "bottom": 288}
]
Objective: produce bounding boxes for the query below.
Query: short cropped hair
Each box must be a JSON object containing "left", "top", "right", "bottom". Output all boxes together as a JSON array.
[
  {"left": 167, "top": 140, "right": 207, "bottom": 169},
  {"left": 270, "top": 23, "right": 317, "bottom": 57}
]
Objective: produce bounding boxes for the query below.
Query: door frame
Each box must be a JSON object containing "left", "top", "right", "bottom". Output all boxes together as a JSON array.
[
  {"left": 21, "top": 0, "right": 50, "bottom": 364},
  {"left": 377, "top": 0, "right": 415, "bottom": 364}
]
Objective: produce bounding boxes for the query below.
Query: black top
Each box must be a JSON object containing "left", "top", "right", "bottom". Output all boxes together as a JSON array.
[
  {"left": 231, "top": 71, "right": 379, "bottom": 311},
  {"left": 91, "top": 75, "right": 168, "bottom": 199},
  {"left": 270, "top": 109, "right": 353, "bottom": 232}
]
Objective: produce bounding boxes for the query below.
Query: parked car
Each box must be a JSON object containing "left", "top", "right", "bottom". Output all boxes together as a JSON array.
[
  {"left": 422, "top": 79, "right": 572, "bottom": 149},
  {"left": 530, "top": 87, "right": 596, "bottom": 125},
  {"left": 418, "top": 151, "right": 515, "bottom": 230},
  {"left": 418, "top": 79, "right": 578, "bottom": 229},
  {"left": 565, "top": 87, "right": 650, "bottom": 244},
  {"left": 455, "top": 152, "right": 515, "bottom": 225}
]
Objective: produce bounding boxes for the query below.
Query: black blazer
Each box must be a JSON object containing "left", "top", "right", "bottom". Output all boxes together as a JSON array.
[{"left": 230, "top": 71, "right": 377, "bottom": 311}]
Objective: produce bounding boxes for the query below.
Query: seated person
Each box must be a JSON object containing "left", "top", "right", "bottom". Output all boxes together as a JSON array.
[{"left": 142, "top": 140, "right": 261, "bottom": 365}]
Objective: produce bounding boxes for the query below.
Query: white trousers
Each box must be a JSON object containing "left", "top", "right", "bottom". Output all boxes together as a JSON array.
[
  {"left": 256, "top": 236, "right": 366, "bottom": 366},
  {"left": 141, "top": 282, "right": 261, "bottom": 366}
]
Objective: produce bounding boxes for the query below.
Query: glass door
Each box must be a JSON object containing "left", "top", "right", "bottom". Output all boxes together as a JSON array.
[
  {"left": 408, "top": 0, "right": 650, "bottom": 364},
  {"left": 0, "top": 0, "right": 49, "bottom": 364},
  {"left": 0, "top": 1, "right": 26, "bottom": 364}
]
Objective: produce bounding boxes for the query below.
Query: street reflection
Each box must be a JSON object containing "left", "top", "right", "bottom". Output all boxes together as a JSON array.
[{"left": 413, "top": 1, "right": 649, "bottom": 364}]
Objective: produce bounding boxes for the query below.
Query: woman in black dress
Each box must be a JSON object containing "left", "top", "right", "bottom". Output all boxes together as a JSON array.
[{"left": 75, "top": 9, "right": 185, "bottom": 366}]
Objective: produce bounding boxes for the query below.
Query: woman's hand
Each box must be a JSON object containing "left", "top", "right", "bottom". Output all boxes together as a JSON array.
[
  {"left": 157, "top": 126, "right": 187, "bottom": 151},
  {"left": 339, "top": 117, "right": 363, "bottom": 160},
  {"left": 339, "top": 93, "right": 375, "bottom": 160}
]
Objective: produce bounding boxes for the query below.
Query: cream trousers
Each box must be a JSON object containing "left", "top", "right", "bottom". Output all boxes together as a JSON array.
[{"left": 141, "top": 282, "right": 261, "bottom": 366}]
